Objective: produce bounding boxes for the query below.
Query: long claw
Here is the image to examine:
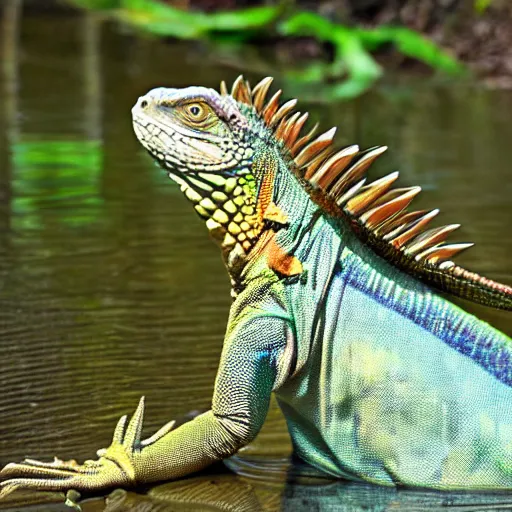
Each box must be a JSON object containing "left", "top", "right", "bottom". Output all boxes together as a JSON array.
[
  {"left": 0, "top": 481, "right": 20, "bottom": 500},
  {"left": 124, "top": 396, "right": 145, "bottom": 451},
  {"left": 22, "top": 458, "right": 81, "bottom": 470},
  {"left": 112, "top": 415, "right": 128, "bottom": 444},
  {"left": 140, "top": 420, "right": 175, "bottom": 448},
  {"left": 0, "top": 475, "right": 77, "bottom": 499},
  {"left": 1, "top": 461, "right": 80, "bottom": 479},
  {"left": 23, "top": 459, "right": 52, "bottom": 467}
]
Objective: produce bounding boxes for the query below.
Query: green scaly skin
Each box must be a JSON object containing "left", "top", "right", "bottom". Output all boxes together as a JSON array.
[{"left": 1, "top": 83, "right": 512, "bottom": 500}]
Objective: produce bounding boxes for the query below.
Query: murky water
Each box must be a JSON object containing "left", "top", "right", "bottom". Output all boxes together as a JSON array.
[{"left": 0, "top": 3, "right": 511, "bottom": 511}]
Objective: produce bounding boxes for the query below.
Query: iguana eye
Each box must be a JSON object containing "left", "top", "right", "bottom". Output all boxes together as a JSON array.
[
  {"left": 175, "top": 101, "right": 219, "bottom": 129},
  {"left": 184, "top": 103, "right": 208, "bottom": 122},
  {"left": 189, "top": 105, "right": 201, "bottom": 116}
]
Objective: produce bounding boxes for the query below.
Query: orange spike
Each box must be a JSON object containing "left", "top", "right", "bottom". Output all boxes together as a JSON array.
[
  {"left": 310, "top": 145, "right": 359, "bottom": 190},
  {"left": 245, "top": 80, "right": 252, "bottom": 101},
  {"left": 359, "top": 187, "right": 421, "bottom": 228},
  {"left": 303, "top": 148, "right": 335, "bottom": 179},
  {"left": 291, "top": 122, "right": 318, "bottom": 156},
  {"left": 231, "top": 75, "right": 244, "bottom": 94},
  {"left": 252, "top": 77, "right": 274, "bottom": 113},
  {"left": 389, "top": 209, "right": 440, "bottom": 248},
  {"left": 296, "top": 127, "right": 336, "bottom": 169},
  {"left": 345, "top": 172, "right": 399, "bottom": 216},
  {"left": 329, "top": 146, "right": 387, "bottom": 199},
  {"left": 262, "top": 90, "right": 282, "bottom": 124},
  {"left": 416, "top": 243, "right": 474, "bottom": 264},
  {"left": 275, "top": 116, "right": 290, "bottom": 141},
  {"left": 285, "top": 112, "right": 309, "bottom": 149},
  {"left": 368, "top": 186, "right": 413, "bottom": 209},
  {"left": 220, "top": 80, "right": 228, "bottom": 96},
  {"left": 231, "top": 75, "right": 251, "bottom": 105},
  {"left": 336, "top": 178, "right": 367, "bottom": 206},
  {"left": 269, "top": 99, "right": 298, "bottom": 128},
  {"left": 276, "top": 111, "right": 301, "bottom": 141},
  {"left": 404, "top": 224, "right": 460, "bottom": 255},
  {"left": 380, "top": 210, "right": 428, "bottom": 238}
]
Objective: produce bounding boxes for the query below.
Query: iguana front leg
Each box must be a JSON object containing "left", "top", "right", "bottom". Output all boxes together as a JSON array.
[{"left": 0, "top": 309, "right": 292, "bottom": 499}]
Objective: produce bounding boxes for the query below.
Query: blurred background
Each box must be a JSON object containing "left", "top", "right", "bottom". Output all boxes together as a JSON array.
[{"left": 0, "top": 1, "right": 511, "bottom": 510}]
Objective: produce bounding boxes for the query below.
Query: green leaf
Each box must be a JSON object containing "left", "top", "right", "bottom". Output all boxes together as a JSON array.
[
  {"left": 474, "top": 0, "right": 492, "bottom": 14},
  {"left": 357, "top": 26, "right": 464, "bottom": 75},
  {"left": 67, "top": 0, "right": 121, "bottom": 8},
  {"left": 279, "top": 12, "right": 382, "bottom": 96},
  {"left": 208, "top": 6, "right": 282, "bottom": 32},
  {"left": 119, "top": 0, "right": 209, "bottom": 38}
]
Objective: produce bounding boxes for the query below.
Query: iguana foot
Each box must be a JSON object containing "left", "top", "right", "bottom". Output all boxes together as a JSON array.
[{"left": 0, "top": 397, "right": 175, "bottom": 500}]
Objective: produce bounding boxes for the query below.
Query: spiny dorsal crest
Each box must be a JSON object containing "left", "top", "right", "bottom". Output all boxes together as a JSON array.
[{"left": 220, "top": 75, "right": 512, "bottom": 310}]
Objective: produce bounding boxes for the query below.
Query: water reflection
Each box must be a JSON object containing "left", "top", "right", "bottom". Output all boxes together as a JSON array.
[
  {"left": 95, "top": 478, "right": 512, "bottom": 512},
  {"left": 0, "top": 4, "right": 511, "bottom": 512}
]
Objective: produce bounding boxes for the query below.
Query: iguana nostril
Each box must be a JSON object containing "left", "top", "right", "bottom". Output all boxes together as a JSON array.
[{"left": 140, "top": 98, "right": 148, "bottom": 109}]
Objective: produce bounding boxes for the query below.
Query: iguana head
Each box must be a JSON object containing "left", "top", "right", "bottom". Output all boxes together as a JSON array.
[
  {"left": 132, "top": 85, "right": 253, "bottom": 172},
  {"left": 132, "top": 83, "right": 271, "bottom": 269}
]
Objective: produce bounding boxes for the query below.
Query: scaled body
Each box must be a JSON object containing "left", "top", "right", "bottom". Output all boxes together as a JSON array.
[
  {"left": 269, "top": 195, "right": 512, "bottom": 488},
  {"left": 1, "top": 76, "right": 511, "bottom": 500}
]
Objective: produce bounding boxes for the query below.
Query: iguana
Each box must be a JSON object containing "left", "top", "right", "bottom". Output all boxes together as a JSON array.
[{"left": 2, "top": 76, "right": 512, "bottom": 500}]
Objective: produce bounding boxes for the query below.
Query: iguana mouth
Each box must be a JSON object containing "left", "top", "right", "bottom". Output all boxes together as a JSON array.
[
  {"left": 132, "top": 113, "right": 238, "bottom": 197},
  {"left": 132, "top": 114, "right": 209, "bottom": 172}
]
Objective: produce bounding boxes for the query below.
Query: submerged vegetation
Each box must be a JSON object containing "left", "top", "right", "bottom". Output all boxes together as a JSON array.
[{"left": 65, "top": 0, "right": 464, "bottom": 99}]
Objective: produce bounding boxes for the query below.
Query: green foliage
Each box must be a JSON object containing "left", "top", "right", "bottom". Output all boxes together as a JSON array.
[
  {"left": 67, "top": 0, "right": 464, "bottom": 99},
  {"left": 474, "top": 0, "right": 492, "bottom": 14},
  {"left": 67, "top": 0, "right": 121, "bottom": 9},
  {"left": 279, "top": 12, "right": 382, "bottom": 98},
  {"left": 120, "top": 0, "right": 207, "bottom": 39},
  {"left": 357, "top": 26, "right": 463, "bottom": 74},
  {"left": 118, "top": 0, "right": 283, "bottom": 39},
  {"left": 280, "top": 11, "right": 463, "bottom": 98}
]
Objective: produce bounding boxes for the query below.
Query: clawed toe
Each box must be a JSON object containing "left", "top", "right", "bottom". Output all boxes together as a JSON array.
[
  {"left": 1, "top": 461, "right": 73, "bottom": 479},
  {"left": 23, "top": 458, "right": 83, "bottom": 471},
  {"left": 0, "top": 397, "right": 159, "bottom": 501}
]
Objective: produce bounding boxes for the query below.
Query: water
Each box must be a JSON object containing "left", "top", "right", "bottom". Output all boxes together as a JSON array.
[{"left": 0, "top": 3, "right": 511, "bottom": 511}]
